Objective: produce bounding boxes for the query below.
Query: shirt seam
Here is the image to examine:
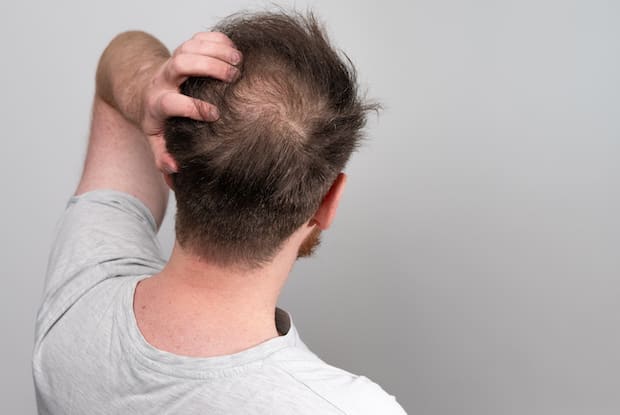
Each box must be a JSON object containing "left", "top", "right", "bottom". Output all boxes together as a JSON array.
[{"left": 265, "top": 362, "right": 350, "bottom": 415}]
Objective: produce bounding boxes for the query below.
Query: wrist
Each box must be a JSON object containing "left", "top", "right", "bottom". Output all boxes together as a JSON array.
[
  {"left": 95, "top": 31, "right": 170, "bottom": 126},
  {"left": 130, "top": 60, "right": 166, "bottom": 131}
]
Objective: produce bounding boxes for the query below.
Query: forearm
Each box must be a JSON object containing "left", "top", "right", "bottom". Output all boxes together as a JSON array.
[
  {"left": 77, "top": 30, "right": 239, "bottom": 225},
  {"left": 77, "top": 97, "right": 170, "bottom": 226},
  {"left": 76, "top": 31, "right": 172, "bottom": 226},
  {"left": 96, "top": 31, "right": 170, "bottom": 126}
]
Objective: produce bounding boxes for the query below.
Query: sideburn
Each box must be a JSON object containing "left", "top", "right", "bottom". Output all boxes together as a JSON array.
[{"left": 297, "top": 226, "right": 322, "bottom": 258}]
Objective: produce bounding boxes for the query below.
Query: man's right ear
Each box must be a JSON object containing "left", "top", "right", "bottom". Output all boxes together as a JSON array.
[{"left": 310, "top": 173, "right": 347, "bottom": 231}]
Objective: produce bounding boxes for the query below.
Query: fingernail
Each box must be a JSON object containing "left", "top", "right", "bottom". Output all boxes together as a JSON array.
[
  {"left": 231, "top": 51, "right": 242, "bottom": 64},
  {"left": 210, "top": 107, "right": 220, "bottom": 120},
  {"left": 229, "top": 67, "right": 240, "bottom": 82}
]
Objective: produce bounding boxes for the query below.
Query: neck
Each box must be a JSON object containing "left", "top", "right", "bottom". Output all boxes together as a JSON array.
[{"left": 135, "top": 241, "right": 298, "bottom": 357}]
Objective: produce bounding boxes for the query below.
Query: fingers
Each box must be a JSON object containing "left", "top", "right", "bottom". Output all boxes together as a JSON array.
[
  {"left": 191, "top": 31, "right": 235, "bottom": 47},
  {"left": 148, "top": 32, "right": 239, "bottom": 129},
  {"left": 157, "top": 92, "right": 219, "bottom": 122},
  {"left": 165, "top": 53, "right": 240, "bottom": 86},
  {"left": 174, "top": 38, "right": 242, "bottom": 66}
]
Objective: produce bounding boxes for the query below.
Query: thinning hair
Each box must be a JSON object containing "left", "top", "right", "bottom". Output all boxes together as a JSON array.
[{"left": 165, "top": 11, "right": 378, "bottom": 269}]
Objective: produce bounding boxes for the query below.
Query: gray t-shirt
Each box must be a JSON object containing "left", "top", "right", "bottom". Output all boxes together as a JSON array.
[{"left": 33, "top": 190, "right": 407, "bottom": 414}]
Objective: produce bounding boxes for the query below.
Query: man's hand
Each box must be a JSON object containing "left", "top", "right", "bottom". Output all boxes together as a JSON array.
[
  {"left": 77, "top": 30, "right": 242, "bottom": 225},
  {"left": 141, "top": 32, "right": 242, "bottom": 172}
]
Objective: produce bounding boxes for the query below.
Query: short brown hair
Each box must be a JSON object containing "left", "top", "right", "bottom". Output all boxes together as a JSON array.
[{"left": 165, "top": 11, "right": 378, "bottom": 269}]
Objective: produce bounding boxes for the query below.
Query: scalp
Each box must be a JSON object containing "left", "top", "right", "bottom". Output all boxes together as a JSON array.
[{"left": 164, "top": 10, "right": 377, "bottom": 268}]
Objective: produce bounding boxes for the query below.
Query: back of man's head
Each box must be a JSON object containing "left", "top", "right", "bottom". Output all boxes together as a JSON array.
[{"left": 165, "top": 11, "right": 377, "bottom": 269}]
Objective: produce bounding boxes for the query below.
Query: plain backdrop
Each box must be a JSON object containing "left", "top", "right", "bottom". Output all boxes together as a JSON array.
[{"left": 1, "top": 0, "right": 619, "bottom": 414}]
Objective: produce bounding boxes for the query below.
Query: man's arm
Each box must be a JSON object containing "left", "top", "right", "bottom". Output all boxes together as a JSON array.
[{"left": 75, "top": 31, "right": 241, "bottom": 227}]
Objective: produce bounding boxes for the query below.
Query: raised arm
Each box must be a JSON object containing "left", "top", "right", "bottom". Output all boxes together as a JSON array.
[{"left": 75, "top": 31, "right": 241, "bottom": 227}]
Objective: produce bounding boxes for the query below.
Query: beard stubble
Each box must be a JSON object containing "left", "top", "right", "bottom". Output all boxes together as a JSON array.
[{"left": 297, "top": 226, "right": 322, "bottom": 258}]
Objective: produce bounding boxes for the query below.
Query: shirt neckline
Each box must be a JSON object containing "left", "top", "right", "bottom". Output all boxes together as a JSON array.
[{"left": 118, "top": 274, "right": 299, "bottom": 379}]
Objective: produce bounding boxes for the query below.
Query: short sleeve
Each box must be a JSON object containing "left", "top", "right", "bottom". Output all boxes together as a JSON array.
[{"left": 34, "top": 189, "right": 166, "bottom": 345}]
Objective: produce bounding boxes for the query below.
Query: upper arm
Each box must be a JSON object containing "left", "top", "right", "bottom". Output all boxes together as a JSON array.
[
  {"left": 75, "top": 97, "right": 169, "bottom": 227},
  {"left": 35, "top": 190, "right": 166, "bottom": 345}
]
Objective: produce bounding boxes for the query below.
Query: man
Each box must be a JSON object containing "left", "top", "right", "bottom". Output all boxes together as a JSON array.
[{"left": 33, "top": 11, "right": 406, "bottom": 414}]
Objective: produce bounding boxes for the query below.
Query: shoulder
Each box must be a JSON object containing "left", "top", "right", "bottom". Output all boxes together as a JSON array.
[
  {"left": 266, "top": 347, "right": 407, "bottom": 415},
  {"left": 35, "top": 189, "right": 164, "bottom": 346}
]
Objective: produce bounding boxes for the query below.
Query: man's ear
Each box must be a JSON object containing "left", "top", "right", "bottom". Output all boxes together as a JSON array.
[
  {"left": 163, "top": 173, "right": 175, "bottom": 191},
  {"left": 149, "top": 135, "right": 178, "bottom": 174},
  {"left": 158, "top": 150, "right": 178, "bottom": 175},
  {"left": 311, "top": 173, "right": 347, "bottom": 230}
]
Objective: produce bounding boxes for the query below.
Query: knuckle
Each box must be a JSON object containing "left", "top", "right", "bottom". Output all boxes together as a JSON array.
[
  {"left": 199, "top": 40, "right": 215, "bottom": 53},
  {"left": 170, "top": 55, "right": 185, "bottom": 73},
  {"left": 196, "top": 31, "right": 232, "bottom": 46},
  {"left": 209, "top": 31, "right": 230, "bottom": 43}
]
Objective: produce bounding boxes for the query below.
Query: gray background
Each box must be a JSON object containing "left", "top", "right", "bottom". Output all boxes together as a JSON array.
[{"left": 1, "top": 0, "right": 619, "bottom": 414}]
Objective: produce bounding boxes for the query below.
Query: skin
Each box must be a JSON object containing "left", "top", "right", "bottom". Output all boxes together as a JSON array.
[{"left": 75, "top": 30, "right": 347, "bottom": 357}]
